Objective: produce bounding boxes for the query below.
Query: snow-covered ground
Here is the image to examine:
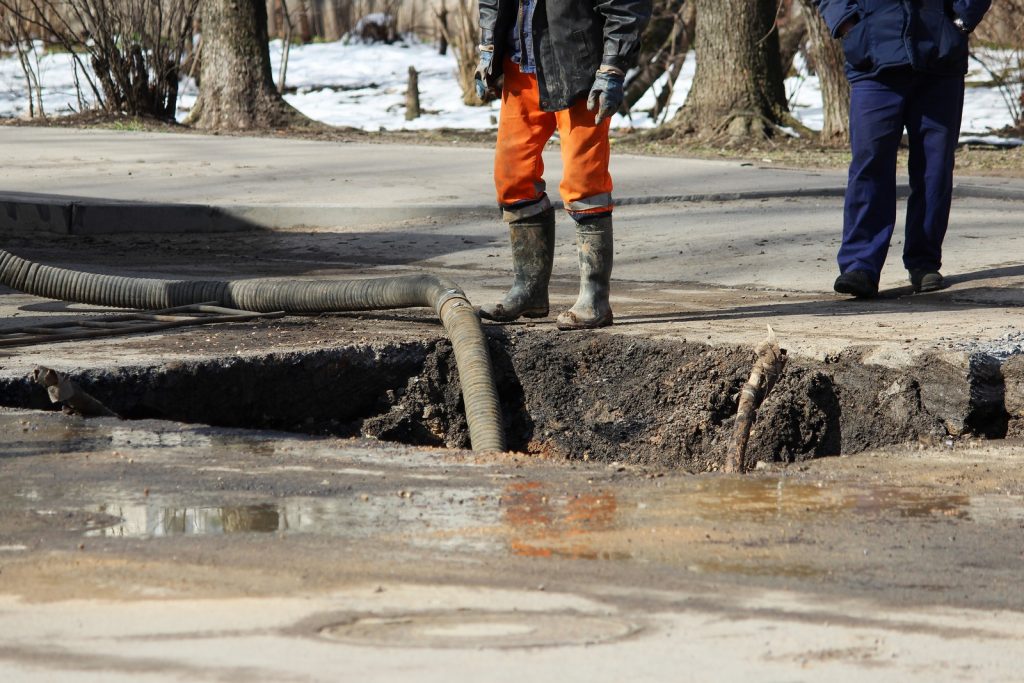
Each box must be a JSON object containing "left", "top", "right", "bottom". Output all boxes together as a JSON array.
[{"left": 0, "top": 37, "right": 1019, "bottom": 142}]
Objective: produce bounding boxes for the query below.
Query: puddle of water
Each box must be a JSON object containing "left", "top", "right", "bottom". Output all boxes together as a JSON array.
[
  {"left": 87, "top": 503, "right": 283, "bottom": 537},
  {"left": 12, "top": 409, "right": 1024, "bottom": 588},
  {"left": 110, "top": 427, "right": 213, "bottom": 451},
  {"left": 64, "top": 473, "right": 1024, "bottom": 579},
  {"left": 500, "top": 482, "right": 627, "bottom": 560},
  {"left": 492, "top": 478, "right": 1024, "bottom": 569},
  {"left": 85, "top": 488, "right": 503, "bottom": 543},
  {"left": 675, "top": 477, "right": 974, "bottom": 522}
]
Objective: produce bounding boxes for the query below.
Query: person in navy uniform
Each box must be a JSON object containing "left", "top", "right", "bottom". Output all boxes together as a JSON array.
[{"left": 813, "top": 0, "right": 991, "bottom": 297}]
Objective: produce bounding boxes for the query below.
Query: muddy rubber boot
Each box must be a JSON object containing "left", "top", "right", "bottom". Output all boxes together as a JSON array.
[
  {"left": 556, "top": 216, "right": 613, "bottom": 330},
  {"left": 479, "top": 206, "right": 556, "bottom": 322}
]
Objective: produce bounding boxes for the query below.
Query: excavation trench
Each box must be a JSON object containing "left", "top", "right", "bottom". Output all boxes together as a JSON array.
[
  {"left": 0, "top": 329, "right": 1010, "bottom": 470},
  {"left": 0, "top": 248, "right": 504, "bottom": 452}
]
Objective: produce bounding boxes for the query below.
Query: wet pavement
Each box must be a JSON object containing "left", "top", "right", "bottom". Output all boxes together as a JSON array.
[{"left": 2, "top": 409, "right": 1024, "bottom": 681}]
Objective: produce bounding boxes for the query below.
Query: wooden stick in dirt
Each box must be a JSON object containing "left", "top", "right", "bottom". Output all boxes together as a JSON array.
[
  {"left": 33, "top": 366, "right": 120, "bottom": 419},
  {"left": 724, "top": 325, "right": 788, "bottom": 474},
  {"left": 406, "top": 66, "right": 421, "bottom": 120}
]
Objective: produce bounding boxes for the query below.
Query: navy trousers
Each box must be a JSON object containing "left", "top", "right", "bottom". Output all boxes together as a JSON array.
[{"left": 839, "top": 68, "right": 965, "bottom": 278}]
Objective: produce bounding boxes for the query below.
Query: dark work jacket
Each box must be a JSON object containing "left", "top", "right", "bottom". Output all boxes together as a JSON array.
[
  {"left": 812, "top": 0, "right": 991, "bottom": 81},
  {"left": 479, "top": 0, "right": 652, "bottom": 111}
]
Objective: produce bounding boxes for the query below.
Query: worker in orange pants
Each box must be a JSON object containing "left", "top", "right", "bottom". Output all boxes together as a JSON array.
[{"left": 476, "top": 0, "right": 651, "bottom": 330}]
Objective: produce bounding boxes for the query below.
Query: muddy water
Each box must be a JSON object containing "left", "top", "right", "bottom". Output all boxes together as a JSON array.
[
  {"left": 70, "top": 475, "right": 1010, "bottom": 540},
  {"left": 3, "top": 409, "right": 1024, "bottom": 612}
]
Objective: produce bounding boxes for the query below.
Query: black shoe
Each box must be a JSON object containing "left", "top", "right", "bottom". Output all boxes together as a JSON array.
[
  {"left": 833, "top": 270, "right": 878, "bottom": 298},
  {"left": 909, "top": 269, "right": 944, "bottom": 293}
]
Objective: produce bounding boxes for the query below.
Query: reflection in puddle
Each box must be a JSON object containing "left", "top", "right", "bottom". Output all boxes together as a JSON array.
[
  {"left": 683, "top": 477, "right": 973, "bottom": 522},
  {"left": 89, "top": 503, "right": 282, "bottom": 537},
  {"left": 491, "top": 477, "right": 1024, "bottom": 567},
  {"left": 109, "top": 427, "right": 213, "bottom": 451},
  {"left": 86, "top": 488, "right": 501, "bottom": 544},
  {"left": 502, "top": 482, "right": 629, "bottom": 560},
  {"left": 72, "top": 475, "right": 1024, "bottom": 580}
]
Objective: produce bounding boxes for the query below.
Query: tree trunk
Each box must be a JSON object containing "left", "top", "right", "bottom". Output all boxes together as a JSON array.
[
  {"left": 296, "top": 0, "right": 313, "bottom": 43},
  {"left": 437, "top": 3, "right": 448, "bottom": 55},
  {"left": 406, "top": 66, "right": 420, "bottom": 120},
  {"left": 623, "top": 0, "right": 694, "bottom": 112},
  {"left": 438, "top": 0, "right": 484, "bottom": 106},
  {"left": 798, "top": 0, "right": 850, "bottom": 144},
  {"left": 777, "top": 0, "right": 807, "bottom": 77},
  {"left": 266, "top": 0, "right": 278, "bottom": 38},
  {"left": 670, "top": 0, "right": 790, "bottom": 141},
  {"left": 187, "top": 0, "right": 312, "bottom": 131},
  {"left": 321, "top": 0, "right": 340, "bottom": 41}
]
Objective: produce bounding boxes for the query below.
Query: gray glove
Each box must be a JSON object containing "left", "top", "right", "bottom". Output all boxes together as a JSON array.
[
  {"left": 474, "top": 47, "right": 498, "bottom": 101},
  {"left": 587, "top": 66, "right": 625, "bottom": 125}
]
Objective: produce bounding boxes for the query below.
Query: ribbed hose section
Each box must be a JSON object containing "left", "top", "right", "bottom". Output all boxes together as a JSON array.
[
  {"left": 438, "top": 297, "right": 506, "bottom": 453},
  {"left": 224, "top": 274, "right": 444, "bottom": 313},
  {"left": 0, "top": 248, "right": 506, "bottom": 453},
  {"left": 0, "top": 248, "right": 228, "bottom": 310}
]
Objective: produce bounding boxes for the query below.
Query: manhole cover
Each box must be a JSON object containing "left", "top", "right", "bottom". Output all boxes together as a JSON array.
[{"left": 319, "top": 611, "right": 638, "bottom": 649}]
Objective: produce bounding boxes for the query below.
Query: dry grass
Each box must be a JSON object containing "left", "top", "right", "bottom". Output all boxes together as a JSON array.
[{"left": 609, "top": 129, "right": 1024, "bottom": 178}]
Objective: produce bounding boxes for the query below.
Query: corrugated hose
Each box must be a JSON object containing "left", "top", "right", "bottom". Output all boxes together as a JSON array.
[{"left": 0, "top": 248, "right": 506, "bottom": 452}]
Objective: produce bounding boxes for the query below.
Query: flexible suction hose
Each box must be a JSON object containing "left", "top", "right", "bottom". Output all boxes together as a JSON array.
[{"left": 0, "top": 248, "right": 506, "bottom": 452}]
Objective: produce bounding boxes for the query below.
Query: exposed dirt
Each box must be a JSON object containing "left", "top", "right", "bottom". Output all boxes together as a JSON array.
[
  {"left": 0, "top": 126, "right": 1016, "bottom": 469},
  {"left": 0, "top": 326, "right": 1005, "bottom": 471},
  {"left": 390, "top": 330, "right": 1000, "bottom": 470}
]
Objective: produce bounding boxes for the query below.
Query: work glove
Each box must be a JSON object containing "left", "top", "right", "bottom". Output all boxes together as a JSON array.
[
  {"left": 587, "top": 66, "right": 625, "bottom": 126},
  {"left": 474, "top": 46, "right": 498, "bottom": 102}
]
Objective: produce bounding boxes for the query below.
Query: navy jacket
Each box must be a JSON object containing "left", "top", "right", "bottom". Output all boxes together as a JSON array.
[
  {"left": 813, "top": 0, "right": 991, "bottom": 81},
  {"left": 479, "top": 0, "right": 651, "bottom": 111}
]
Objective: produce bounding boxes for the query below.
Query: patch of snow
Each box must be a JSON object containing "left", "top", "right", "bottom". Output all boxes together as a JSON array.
[
  {"left": 960, "top": 135, "right": 1024, "bottom": 148},
  {"left": 0, "top": 38, "right": 1019, "bottom": 142},
  {"left": 0, "top": 41, "right": 95, "bottom": 118}
]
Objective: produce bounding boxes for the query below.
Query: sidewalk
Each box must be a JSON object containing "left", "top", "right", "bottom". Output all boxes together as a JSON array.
[{"left": 1, "top": 127, "right": 1022, "bottom": 234}]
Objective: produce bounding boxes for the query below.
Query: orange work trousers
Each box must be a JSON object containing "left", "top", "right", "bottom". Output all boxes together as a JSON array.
[{"left": 494, "top": 59, "right": 613, "bottom": 221}]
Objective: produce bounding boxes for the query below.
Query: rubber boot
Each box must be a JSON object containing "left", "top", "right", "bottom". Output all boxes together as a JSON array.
[
  {"left": 479, "top": 206, "right": 556, "bottom": 321},
  {"left": 556, "top": 216, "right": 613, "bottom": 330}
]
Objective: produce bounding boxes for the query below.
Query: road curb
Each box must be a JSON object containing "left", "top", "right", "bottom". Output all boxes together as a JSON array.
[
  {"left": 953, "top": 183, "right": 1024, "bottom": 202},
  {"left": 1, "top": 181, "right": 1021, "bottom": 235}
]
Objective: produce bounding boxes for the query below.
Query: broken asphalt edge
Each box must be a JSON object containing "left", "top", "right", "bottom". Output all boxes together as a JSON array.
[{"left": 1, "top": 182, "right": 1022, "bottom": 236}]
